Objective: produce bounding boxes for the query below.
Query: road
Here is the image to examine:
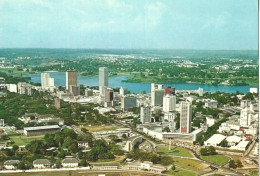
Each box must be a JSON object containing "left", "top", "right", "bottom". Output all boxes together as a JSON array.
[{"left": 111, "top": 120, "right": 244, "bottom": 176}]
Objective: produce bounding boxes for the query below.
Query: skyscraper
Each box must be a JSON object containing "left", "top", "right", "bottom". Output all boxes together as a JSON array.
[
  {"left": 66, "top": 70, "right": 77, "bottom": 90},
  {"left": 163, "top": 94, "right": 176, "bottom": 112},
  {"left": 41, "top": 73, "right": 50, "bottom": 89},
  {"left": 165, "top": 86, "right": 175, "bottom": 95},
  {"left": 140, "top": 106, "right": 151, "bottom": 124},
  {"left": 151, "top": 83, "right": 164, "bottom": 106},
  {"left": 180, "top": 101, "right": 192, "bottom": 133},
  {"left": 105, "top": 88, "right": 114, "bottom": 103},
  {"left": 99, "top": 67, "right": 108, "bottom": 87},
  {"left": 41, "top": 73, "right": 55, "bottom": 92}
]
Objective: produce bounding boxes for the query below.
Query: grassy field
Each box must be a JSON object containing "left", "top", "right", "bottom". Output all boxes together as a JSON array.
[
  {"left": 157, "top": 146, "right": 193, "bottom": 158},
  {"left": 9, "top": 135, "right": 43, "bottom": 145},
  {"left": 167, "top": 167, "right": 197, "bottom": 176},
  {"left": 200, "top": 154, "right": 230, "bottom": 166},
  {"left": 172, "top": 158, "right": 210, "bottom": 174},
  {"left": 81, "top": 125, "right": 117, "bottom": 132},
  {"left": 1, "top": 171, "right": 161, "bottom": 176}
]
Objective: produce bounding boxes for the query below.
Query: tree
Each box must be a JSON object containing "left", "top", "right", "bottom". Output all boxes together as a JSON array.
[
  {"left": 122, "top": 134, "right": 127, "bottom": 139},
  {"left": 229, "top": 160, "right": 237, "bottom": 169},
  {"left": 80, "top": 159, "right": 88, "bottom": 167},
  {"left": 81, "top": 128, "right": 88, "bottom": 133},
  {"left": 55, "top": 159, "right": 62, "bottom": 168},
  {"left": 236, "top": 160, "right": 243, "bottom": 168},
  {"left": 200, "top": 148, "right": 208, "bottom": 156},
  {"left": 17, "top": 161, "right": 27, "bottom": 170},
  {"left": 12, "top": 145, "right": 19, "bottom": 152},
  {"left": 163, "top": 127, "right": 170, "bottom": 132},
  {"left": 208, "top": 146, "right": 216, "bottom": 155},
  {"left": 220, "top": 140, "right": 228, "bottom": 147}
]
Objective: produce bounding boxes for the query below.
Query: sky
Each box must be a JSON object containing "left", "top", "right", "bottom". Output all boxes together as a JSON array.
[{"left": 0, "top": 0, "right": 258, "bottom": 49}]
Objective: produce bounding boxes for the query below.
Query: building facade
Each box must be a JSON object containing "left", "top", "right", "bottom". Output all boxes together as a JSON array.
[
  {"left": 66, "top": 70, "right": 77, "bottom": 91},
  {"left": 180, "top": 101, "right": 192, "bottom": 133}
]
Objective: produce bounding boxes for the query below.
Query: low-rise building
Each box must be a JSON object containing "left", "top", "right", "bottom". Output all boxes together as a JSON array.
[
  {"left": 4, "top": 160, "right": 20, "bottom": 170},
  {"left": 92, "top": 165, "right": 119, "bottom": 170},
  {"left": 24, "top": 125, "right": 61, "bottom": 136},
  {"left": 230, "top": 140, "right": 250, "bottom": 151},
  {"left": 226, "top": 136, "right": 242, "bottom": 147},
  {"left": 61, "top": 158, "right": 78, "bottom": 168},
  {"left": 77, "top": 141, "right": 89, "bottom": 149},
  {"left": 204, "top": 134, "right": 226, "bottom": 146},
  {"left": 33, "top": 159, "right": 51, "bottom": 169},
  {"left": 127, "top": 161, "right": 166, "bottom": 173}
]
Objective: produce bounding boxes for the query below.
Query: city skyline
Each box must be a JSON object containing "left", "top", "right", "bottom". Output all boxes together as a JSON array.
[{"left": 0, "top": 0, "right": 258, "bottom": 50}]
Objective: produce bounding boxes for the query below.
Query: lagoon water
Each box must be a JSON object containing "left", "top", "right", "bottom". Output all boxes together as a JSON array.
[{"left": 24, "top": 72, "right": 258, "bottom": 94}]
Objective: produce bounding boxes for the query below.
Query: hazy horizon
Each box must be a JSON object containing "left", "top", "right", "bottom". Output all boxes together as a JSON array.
[{"left": 0, "top": 0, "right": 258, "bottom": 50}]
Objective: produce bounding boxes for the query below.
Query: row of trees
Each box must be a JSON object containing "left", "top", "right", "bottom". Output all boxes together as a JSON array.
[{"left": 127, "top": 149, "right": 174, "bottom": 166}]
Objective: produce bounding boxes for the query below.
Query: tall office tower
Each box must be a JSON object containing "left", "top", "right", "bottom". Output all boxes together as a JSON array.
[
  {"left": 151, "top": 83, "right": 164, "bottom": 106},
  {"left": 70, "top": 85, "right": 80, "bottom": 96},
  {"left": 165, "top": 86, "right": 175, "bottom": 95},
  {"left": 66, "top": 70, "right": 77, "bottom": 90},
  {"left": 198, "top": 87, "right": 203, "bottom": 96},
  {"left": 140, "top": 106, "right": 151, "bottom": 124},
  {"left": 105, "top": 88, "right": 114, "bottom": 103},
  {"left": 99, "top": 67, "right": 108, "bottom": 87},
  {"left": 180, "top": 101, "right": 192, "bottom": 133},
  {"left": 163, "top": 94, "right": 176, "bottom": 112},
  {"left": 41, "top": 73, "right": 50, "bottom": 89},
  {"left": 119, "top": 87, "right": 127, "bottom": 96},
  {"left": 121, "top": 96, "right": 137, "bottom": 111},
  {"left": 48, "top": 77, "right": 55, "bottom": 87},
  {"left": 18, "top": 82, "right": 32, "bottom": 96},
  {"left": 41, "top": 73, "right": 55, "bottom": 92},
  {"left": 240, "top": 108, "right": 252, "bottom": 127}
]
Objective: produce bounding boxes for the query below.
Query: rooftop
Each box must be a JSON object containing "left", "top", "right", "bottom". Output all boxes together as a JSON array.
[
  {"left": 4, "top": 160, "right": 20, "bottom": 165},
  {"left": 24, "top": 125, "right": 60, "bottom": 131},
  {"left": 33, "top": 159, "right": 50, "bottom": 165},
  {"left": 62, "top": 158, "right": 78, "bottom": 164}
]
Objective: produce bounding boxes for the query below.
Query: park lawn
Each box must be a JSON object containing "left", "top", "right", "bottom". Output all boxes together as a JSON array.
[
  {"left": 172, "top": 158, "right": 209, "bottom": 173},
  {"left": 9, "top": 135, "right": 43, "bottom": 146},
  {"left": 157, "top": 146, "right": 193, "bottom": 158},
  {"left": 84, "top": 125, "right": 117, "bottom": 132},
  {"left": 167, "top": 167, "right": 197, "bottom": 176},
  {"left": 200, "top": 154, "right": 229, "bottom": 166}
]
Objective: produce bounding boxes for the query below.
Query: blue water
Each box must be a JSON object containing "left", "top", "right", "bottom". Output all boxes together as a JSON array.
[{"left": 24, "top": 73, "right": 258, "bottom": 94}]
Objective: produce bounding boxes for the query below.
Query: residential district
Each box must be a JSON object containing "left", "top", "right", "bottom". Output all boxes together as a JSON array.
[{"left": 0, "top": 67, "right": 258, "bottom": 176}]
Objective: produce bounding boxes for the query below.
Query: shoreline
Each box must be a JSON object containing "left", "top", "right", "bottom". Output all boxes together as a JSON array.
[{"left": 22, "top": 72, "right": 259, "bottom": 87}]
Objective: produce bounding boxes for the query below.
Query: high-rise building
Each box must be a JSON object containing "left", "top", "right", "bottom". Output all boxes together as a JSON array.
[
  {"left": 99, "top": 67, "right": 108, "bottom": 88},
  {"left": 151, "top": 83, "right": 164, "bottom": 107},
  {"left": 105, "top": 88, "right": 114, "bottom": 103},
  {"left": 163, "top": 94, "right": 176, "bottom": 112},
  {"left": 240, "top": 108, "right": 252, "bottom": 127},
  {"left": 66, "top": 70, "right": 77, "bottom": 91},
  {"left": 85, "top": 88, "right": 93, "bottom": 97},
  {"left": 198, "top": 87, "right": 203, "bottom": 96},
  {"left": 163, "top": 112, "right": 176, "bottom": 122},
  {"left": 119, "top": 87, "right": 127, "bottom": 96},
  {"left": 140, "top": 106, "right": 151, "bottom": 124},
  {"left": 165, "top": 86, "right": 175, "bottom": 95},
  {"left": 41, "top": 73, "right": 55, "bottom": 92},
  {"left": 41, "top": 73, "right": 50, "bottom": 89},
  {"left": 180, "top": 101, "right": 192, "bottom": 133},
  {"left": 70, "top": 85, "right": 80, "bottom": 96},
  {"left": 18, "top": 82, "right": 32, "bottom": 96},
  {"left": 121, "top": 96, "right": 137, "bottom": 111}
]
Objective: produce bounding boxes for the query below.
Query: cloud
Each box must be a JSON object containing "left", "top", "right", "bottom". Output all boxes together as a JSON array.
[{"left": 145, "top": 1, "right": 167, "bottom": 27}]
